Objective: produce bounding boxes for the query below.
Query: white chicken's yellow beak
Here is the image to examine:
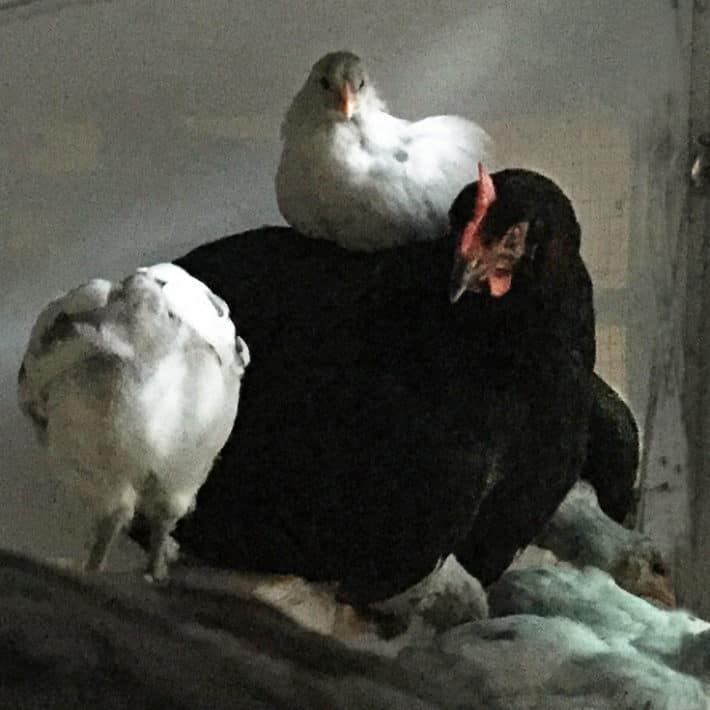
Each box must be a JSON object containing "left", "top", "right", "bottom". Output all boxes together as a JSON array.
[{"left": 339, "top": 82, "right": 355, "bottom": 120}]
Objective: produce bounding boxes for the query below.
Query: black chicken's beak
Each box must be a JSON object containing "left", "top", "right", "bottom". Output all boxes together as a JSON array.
[{"left": 449, "top": 254, "right": 476, "bottom": 303}]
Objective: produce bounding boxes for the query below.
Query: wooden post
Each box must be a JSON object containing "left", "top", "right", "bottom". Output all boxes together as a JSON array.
[{"left": 679, "top": 0, "right": 710, "bottom": 616}]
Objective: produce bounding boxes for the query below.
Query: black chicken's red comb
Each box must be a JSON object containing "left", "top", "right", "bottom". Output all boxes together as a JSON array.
[{"left": 459, "top": 163, "right": 496, "bottom": 256}]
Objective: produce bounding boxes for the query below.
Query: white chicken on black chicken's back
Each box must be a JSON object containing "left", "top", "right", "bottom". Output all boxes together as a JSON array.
[{"left": 276, "top": 50, "right": 494, "bottom": 251}]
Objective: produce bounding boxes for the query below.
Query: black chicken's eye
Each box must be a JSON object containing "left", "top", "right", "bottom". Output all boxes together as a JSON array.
[
  {"left": 320, "top": 77, "right": 330, "bottom": 90},
  {"left": 358, "top": 79, "right": 365, "bottom": 90}
]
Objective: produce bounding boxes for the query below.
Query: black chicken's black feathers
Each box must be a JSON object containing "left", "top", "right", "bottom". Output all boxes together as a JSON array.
[
  {"left": 131, "top": 169, "right": 637, "bottom": 602},
  {"left": 584, "top": 376, "right": 640, "bottom": 523}
]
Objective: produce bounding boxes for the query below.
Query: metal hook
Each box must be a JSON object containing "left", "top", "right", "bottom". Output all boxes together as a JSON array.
[{"left": 691, "top": 133, "right": 710, "bottom": 191}]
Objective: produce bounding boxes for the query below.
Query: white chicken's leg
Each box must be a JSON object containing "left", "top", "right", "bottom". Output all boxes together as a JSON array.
[
  {"left": 144, "top": 492, "right": 193, "bottom": 581},
  {"left": 146, "top": 516, "right": 180, "bottom": 582},
  {"left": 85, "top": 506, "right": 133, "bottom": 571}
]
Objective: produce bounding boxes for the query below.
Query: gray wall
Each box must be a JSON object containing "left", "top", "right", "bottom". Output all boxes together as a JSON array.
[{"left": 0, "top": 1, "right": 692, "bottom": 570}]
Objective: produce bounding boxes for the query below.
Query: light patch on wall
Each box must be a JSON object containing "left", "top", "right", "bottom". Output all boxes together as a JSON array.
[
  {"left": 16, "top": 118, "right": 100, "bottom": 177},
  {"left": 180, "top": 113, "right": 280, "bottom": 141},
  {"left": 487, "top": 109, "right": 632, "bottom": 290},
  {"left": 595, "top": 324, "right": 627, "bottom": 398}
]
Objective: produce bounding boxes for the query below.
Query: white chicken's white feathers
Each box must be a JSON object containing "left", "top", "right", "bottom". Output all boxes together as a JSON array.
[
  {"left": 18, "top": 278, "right": 117, "bottom": 433},
  {"left": 18, "top": 263, "right": 248, "bottom": 576},
  {"left": 135, "top": 263, "right": 247, "bottom": 370},
  {"left": 276, "top": 51, "right": 494, "bottom": 251}
]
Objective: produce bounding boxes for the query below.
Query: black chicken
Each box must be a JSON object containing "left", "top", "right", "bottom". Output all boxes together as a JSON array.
[{"left": 135, "top": 166, "right": 637, "bottom": 603}]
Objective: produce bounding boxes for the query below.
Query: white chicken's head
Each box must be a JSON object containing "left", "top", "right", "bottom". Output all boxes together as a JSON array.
[{"left": 304, "top": 51, "right": 375, "bottom": 121}]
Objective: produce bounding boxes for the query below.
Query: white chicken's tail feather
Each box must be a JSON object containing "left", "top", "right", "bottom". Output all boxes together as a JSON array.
[
  {"left": 359, "top": 114, "right": 494, "bottom": 242},
  {"left": 403, "top": 115, "right": 495, "bottom": 181}
]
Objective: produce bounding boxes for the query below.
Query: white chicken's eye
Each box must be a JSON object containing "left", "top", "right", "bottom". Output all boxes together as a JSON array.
[
  {"left": 358, "top": 79, "right": 365, "bottom": 90},
  {"left": 320, "top": 77, "right": 330, "bottom": 90}
]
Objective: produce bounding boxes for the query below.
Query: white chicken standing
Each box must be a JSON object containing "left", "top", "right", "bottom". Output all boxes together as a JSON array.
[
  {"left": 18, "top": 263, "right": 249, "bottom": 580},
  {"left": 276, "top": 50, "right": 494, "bottom": 250}
]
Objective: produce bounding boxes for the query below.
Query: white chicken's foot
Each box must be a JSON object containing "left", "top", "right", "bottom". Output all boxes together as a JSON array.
[{"left": 145, "top": 517, "right": 179, "bottom": 582}]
